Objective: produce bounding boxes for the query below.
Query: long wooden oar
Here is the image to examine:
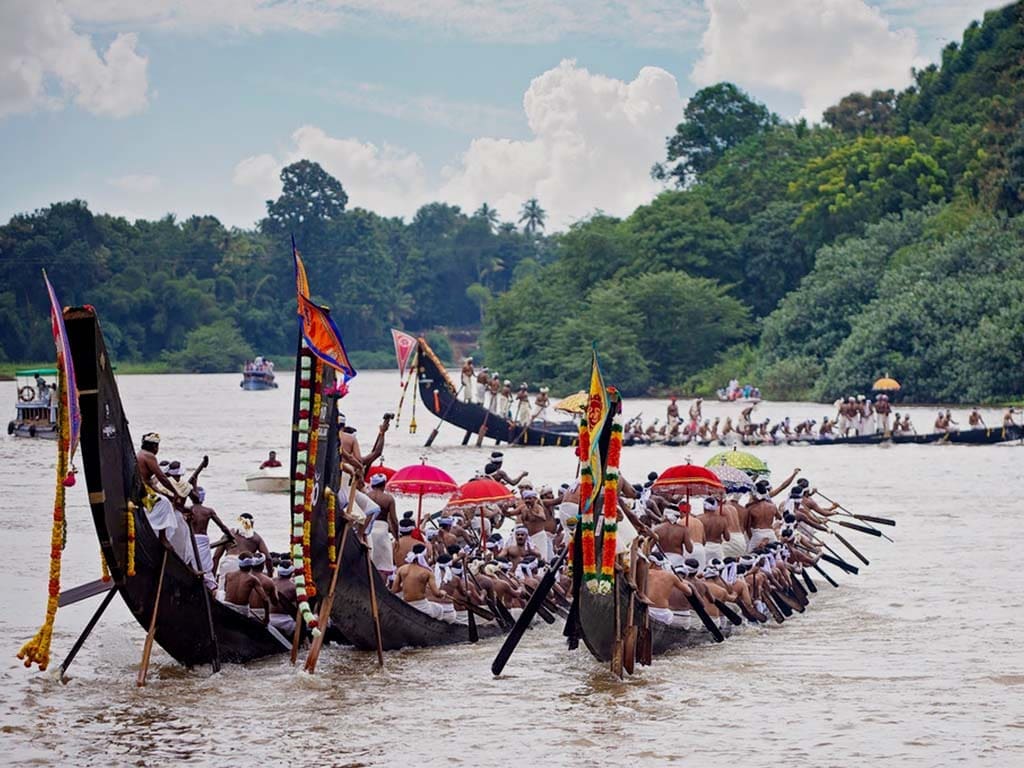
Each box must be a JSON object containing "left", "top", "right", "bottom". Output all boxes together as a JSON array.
[
  {"left": 463, "top": 568, "right": 479, "bottom": 643},
  {"left": 364, "top": 539, "right": 385, "bottom": 667},
  {"left": 812, "top": 562, "right": 839, "bottom": 588},
  {"left": 800, "top": 569, "right": 818, "bottom": 593},
  {"left": 492, "top": 547, "right": 568, "bottom": 676},
  {"left": 305, "top": 477, "right": 361, "bottom": 673},
  {"left": 59, "top": 578, "right": 114, "bottom": 607},
  {"left": 835, "top": 519, "right": 883, "bottom": 537},
  {"left": 712, "top": 599, "right": 743, "bottom": 626},
  {"left": 57, "top": 587, "right": 117, "bottom": 682},
  {"left": 289, "top": 602, "right": 304, "bottom": 664},
  {"left": 815, "top": 491, "right": 896, "bottom": 526},
  {"left": 611, "top": 570, "right": 623, "bottom": 678},
  {"left": 137, "top": 550, "right": 169, "bottom": 687},
  {"left": 425, "top": 384, "right": 464, "bottom": 447},
  {"left": 186, "top": 523, "right": 220, "bottom": 673},
  {"left": 820, "top": 552, "right": 859, "bottom": 575},
  {"left": 831, "top": 529, "right": 870, "bottom": 566}
]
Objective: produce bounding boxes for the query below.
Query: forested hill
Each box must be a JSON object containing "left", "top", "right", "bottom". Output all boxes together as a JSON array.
[{"left": 1, "top": 3, "right": 1022, "bottom": 403}]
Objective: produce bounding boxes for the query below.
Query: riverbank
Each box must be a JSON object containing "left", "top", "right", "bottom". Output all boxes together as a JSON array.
[{"left": 0, "top": 360, "right": 174, "bottom": 379}]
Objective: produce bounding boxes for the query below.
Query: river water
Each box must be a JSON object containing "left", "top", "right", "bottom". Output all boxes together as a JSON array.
[{"left": 1, "top": 371, "right": 1022, "bottom": 767}]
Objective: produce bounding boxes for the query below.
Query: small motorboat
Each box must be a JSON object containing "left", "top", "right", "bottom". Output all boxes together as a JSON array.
[
  {"left": 245, "top": 467, "right": 290, "bottom": 493},
  {"left": 241, "top": 357, "right": 278, "bottom": 390},
  {"left": 7, "top": 368, "right": 60, "bottom": 439}
]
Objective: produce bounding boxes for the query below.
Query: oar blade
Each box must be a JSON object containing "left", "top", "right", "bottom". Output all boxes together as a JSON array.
[{"left": 491, "top": 554, "right": 563, "bottom": 676}]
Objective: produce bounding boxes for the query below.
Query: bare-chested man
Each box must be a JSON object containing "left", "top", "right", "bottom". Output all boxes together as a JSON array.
[
  {"left": 365, "top": 472, "right": 398, "bottom": 578},
  {"left": 223, "top": 554, "right": 270, "bottom": 625},
  {"left": 688, "top": 397, "right": 703, "bottom": 433},
  {"left": 484, "top": 452, "right": 527, "bottom": 487},
  {"left": 699, "top": 497, "right": 733, "bottom": 564},
  {"left": 393, "top": 515, "right": 421, "bottom": 568},
  {"left": 721, "top": 495, "right": 748, "bottom": 558},
  {"left": 514, "top": 490, "right": 551, "bottom": 561},
  {"left": 667, "top": 396, "right": 680, "bottom": 431},
  {"left": 475, "top": 367, "right": 490, "bottom": 405},
  {"left": 214, "top": 512, "right": 272, "bottom": 587},
  {"left": 269, "top": 560, "right": 298, "bottom": 634},
  {"left": 968, "top": 407, "right": 985, "bottom": 428},
  {"left": 391, "top": 543, "right": 453, "bottom": 620},
  {"left": 653, "top": 503, "right": 699, "bottom": 569},
  {"left": 746, "top": 481, "right": 780, "bottom": 551},
  {"left": 642, "top": 552, "right": 696, "bottom": 627},
  {"left": 135, "top": 433, "right": 188, "bottom": 550},
  {"left": 187, "top": 488, "right": 230, "bottom": 591},
  {"left": 247, "top": 552, "right": 279, "bottom": 616},
  {"left": 502, "top": 527, "right": 536, "bottom": 566}
]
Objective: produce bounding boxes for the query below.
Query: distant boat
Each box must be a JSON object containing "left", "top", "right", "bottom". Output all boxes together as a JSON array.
[
  {"left": 7, "top": 368, "right": 59, "bottom": 439},
  {"left": 240, "top": 357, "right": 277, "bottom": 390},
  {"left": 245, "top": 467, "right": 289, "bottom": 493},
  {"left": 716, "top": 386, "right": 761, "bottom": 403}
]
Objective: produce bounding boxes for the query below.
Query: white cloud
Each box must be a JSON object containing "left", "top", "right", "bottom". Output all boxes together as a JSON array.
[
  {"left": 232, "top": 125, "right": 431, "bottom": 218},
  {"left": 692, "top": 0, "right": 926, "bottom": 121},
  {"left": 107, "top": 174, "right": 161, "bottom": 192},
  {"left": 873, "top": 1, "right": 1002, "bottom": 48},
  {"left": 440, "top": 60, "right": 685, "bottom": 228},
  {"left": 0, "top": 0, "right": 149, "bottom": 119},
  {"left": 232, "top": 61, "right": 684, "bottom": 230}
]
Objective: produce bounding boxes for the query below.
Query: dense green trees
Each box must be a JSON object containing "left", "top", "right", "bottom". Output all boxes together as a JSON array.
[{"left": 2, "top": 6, "right": 1022, "bottom": 401}]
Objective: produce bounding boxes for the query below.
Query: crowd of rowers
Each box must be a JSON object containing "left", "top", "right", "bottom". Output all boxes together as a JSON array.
[
  {"left": 628, "top": 396, "right": 1019, "bottom": 445},
  {"left": 133, "top": 421, "right": 854, "bottom": 636},
  {"left": 460, "top": 358, "right": 555, "bottom": 425}
]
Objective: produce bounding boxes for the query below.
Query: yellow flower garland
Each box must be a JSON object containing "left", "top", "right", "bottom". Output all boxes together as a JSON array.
[{"left": 17, "top": 366, "right": 70, "bottom": 671}]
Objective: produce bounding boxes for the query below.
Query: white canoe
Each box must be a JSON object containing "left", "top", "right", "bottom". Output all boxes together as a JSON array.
[{"left": 245, "top": 468, "right": 290, "bottom": 493}]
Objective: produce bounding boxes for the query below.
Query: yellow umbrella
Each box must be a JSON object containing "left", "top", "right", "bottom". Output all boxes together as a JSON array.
[
  {"left": 554, "top": 391, "right": 588, "bottom": 414},
  {"left": 872, "top": 376, "right": 901, "bottom": 391}
]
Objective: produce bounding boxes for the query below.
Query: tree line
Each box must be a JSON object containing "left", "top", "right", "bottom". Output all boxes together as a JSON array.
[{"left": 1, "top": 3, "right": 1022, "bottom": 402}]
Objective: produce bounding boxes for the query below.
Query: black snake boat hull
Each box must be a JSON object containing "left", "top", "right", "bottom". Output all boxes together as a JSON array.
[
  {"left": 66, "top": 306, "right": 288, "bottom": 667},
  {"left": 624, "top": 424, "right": 1023, "bottom": 447},
  {"left": 415, "top": 338, "right": 578, "bottom": 448}
]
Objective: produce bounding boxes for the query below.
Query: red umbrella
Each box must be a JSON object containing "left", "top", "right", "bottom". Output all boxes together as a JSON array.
[
  {"left": 652, "top": 463, "right": 724, "bottom": 498},
  {"left": 448, "top": 477, "right": 516, "bottom": 507},
  {"left": 448, "top": 477, "right": 516, "bottom": 547},
  {"left": 386, "top": 460, "right": 457, "bottom": 527},
  {"left": 365, "top": 463, "right": 396, "bottom": 481}
]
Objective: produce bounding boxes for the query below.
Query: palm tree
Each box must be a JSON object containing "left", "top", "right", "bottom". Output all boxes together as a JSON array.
[
  {"left": 474, "top": 203, "right": 500, "bottom": 232},
  {"left": 519, "top": 198, "right": 546, "bottom": 235}
]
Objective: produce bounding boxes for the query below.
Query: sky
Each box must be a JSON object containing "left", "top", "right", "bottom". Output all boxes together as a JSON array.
[{"left": 0, "top": 0, "right": 1005, "bottom": 232}]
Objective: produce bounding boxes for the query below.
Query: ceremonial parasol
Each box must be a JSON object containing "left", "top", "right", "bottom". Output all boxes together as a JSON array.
[
  {"left": 554, "top": 391, "right": 588, "bottom": 414},
  {"left": 652, "top": 463, "right": 724, "bottom": 498},
  {"left": 448, "top": 477, "right": 516, "bottom": 546},
  {"left": 386, "top": 460, "right": 457, "bottom": 527},
  {"left": 705, "top": 447, "right": 770, "bottom": 476},
  {"left": 872, "top": 376, "right": 901, "bottom": 391},
  {"left": 709, "top": 464, "right": 754, "bottom": 494},
  {"left": 364, "top": 463, "right": 396, "bottom": 481}
]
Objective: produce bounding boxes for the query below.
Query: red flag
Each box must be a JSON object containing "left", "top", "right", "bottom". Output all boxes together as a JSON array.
[{"left": 391, "top": 328, "right": 416, "bottom": 379}]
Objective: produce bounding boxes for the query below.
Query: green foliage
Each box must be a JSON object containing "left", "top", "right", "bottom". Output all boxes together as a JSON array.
[
  {"left": 682, "top": 344, "right": 760, "bottom": 397},
  {"left": 164, "top": 319, "right": 253, "bottom": 373},
  {"left": 823, "top": 90, "right": 898, "bottom": 135},
  {"left": 654, "top": 83, "right": 779, "bottom": 187},
  {"left": 424, "top": 331, "right": 455, "bottom": 366},
  {"left": 759, "top": 357, "right": 824, "bottom": 402}
]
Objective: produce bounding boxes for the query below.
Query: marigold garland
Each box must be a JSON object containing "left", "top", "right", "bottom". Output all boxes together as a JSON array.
[
  {"left": 325, "top": 488, "right": 337, "bottom": 565},
  {"left": 291, "top": 349, "right": 320, "bottom": 636},
  {"left": 591, "top": 409, "right": 623, "bottom": 594},
  {"left": 100, "top": 549, "right": 110, "bottom": 583},
  {"left": 17, "top": 366, "right": 70, "bottom": 671},
  {"left": 126, "top": 502, "right": 136, "bottom": 577}
]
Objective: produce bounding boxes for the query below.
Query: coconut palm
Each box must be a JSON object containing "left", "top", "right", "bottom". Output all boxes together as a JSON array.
[
  {"left": 474, "top": 203, "right": 500, "bottom": 232},
  {"left": 519, "top": 198, "right": 546, "bottom": 235}
]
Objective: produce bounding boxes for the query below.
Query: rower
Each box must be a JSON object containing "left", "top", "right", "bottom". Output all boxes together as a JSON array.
[
  {"left": 391, "top": 544, "right": 453, "bottom": 620},
  {"left": 187, "top": 487, "right": 229, "bottom": 592},
  {"left": 498, "top": 380, "right": 513, "bottom": 418},
  {"left": 269, "top": 560, "right": 298, "bottom": 635},
  {"left": 533, "top": 387, "right": 551, "bottom": 422},
  {"left": 968, "top": 407, "right": 985, "bottom": 428},
  {"left": 667, "top": 396, "right": 680, "bottom": 432},
  {"left": 638, "top": 551, "right": 695, "bottom": 628},
  {"left": 475, "top": 367, "right": 490, "bottom": 405},
  {"left": 502, "top": 526, "right": 536, "bottom": 566},
  {"left": 688, "top": 397, "right": 702, "bottom": 433},
  {"left": 746, "top": 480, "right": 779, "bottom": 551},
  {"left": 135, "top": 432, "right": 191, "bottom": 558},
  {"left": 513, "top": 383, "right": 531, "bottom": 425},
  {"left": 214, "top": 512, "right": 272, "bottom": 589},
  {"left": 484, "top": 452, "right": 527, "bottom": 487},
  {"left": 1003, "top": 407, "right": 1018, "bottom": 427},
  {"left": 460, "top": 358, "right": 475, "bottom": 402},
  {"left": 364, "top": 473, "right": 398, "bottom": 580},
  {"left": 513, "top": 490, "right": 551, "bottom": 561},
  {"left": 700, "top": 497, "right": 732, "bottom": 565},
  {"left": 222, "top": 554, "right": 270, "bottom": 625},
  {"left": 259, "top": 450, "right": 282, "bottom": 469}
]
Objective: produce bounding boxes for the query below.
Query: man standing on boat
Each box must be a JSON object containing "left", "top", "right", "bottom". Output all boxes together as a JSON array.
[
  {"left": 688, "top": 397, "right": 702, "bottom": 433},
  {"left": 476, "top": 367, "right": 490, "bottom": 405},
  {"left": 513, "top": 384, "right": 532, "bottom": 425},
  {"left": 667, "top": 396, "right": 680, "bottom": 432},
  {"left": 532, "top": 387, "right": 551, "bottom": 423},
  {"left": 487, "top": 373, "right": 501, "bottom": 413},
  {"left": 365, "top": 473, "right": 398, "bottom": 580},
  {"left": 214, "top": 512, "right": 272, "bottom": 587},
  {"left": 136, "top": 433, "right": 191, "bottom": 558},
  {"left": 187, "top": 487, "right": 230, "bottom": 592},
  {"left": 460, "top": 358, "right": 475, "bottom": 402},
  {"left": 484, "top": 452, "right": 528, "bottom": 487},
  {"left": 746, "top": 481, "right": 779, "bottom": 550},
  {"left": 875, "top": 395, "right": 892, "bottom": 435}
]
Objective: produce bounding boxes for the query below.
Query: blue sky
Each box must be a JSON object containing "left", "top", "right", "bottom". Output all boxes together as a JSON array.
[{"left": 0, "top": 1, "right": 1003, "bottom": 231}]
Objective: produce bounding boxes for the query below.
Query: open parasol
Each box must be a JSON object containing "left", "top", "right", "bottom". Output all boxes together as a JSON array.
[
  {"left": 709, "top": 464, "right": 754, "bottom": 494},
  {"left": 872, "top": 375, "right": 901, "bottom": 391},
  {"left": 554, "top": 391, "right": 588, "bottom": 414},
  {"left": 705, "top": 447, "right": 770, "bottom": 476},
  {"left": 652, "top": 463, "right": 724, "bottom": 498},
  {"left": 364, "top": 463, "right": 396, "bottom": 481},
  {"left": 448, "top": 477, "right": 516, "bottom": 546},
  {"left": 386, "top": 460, "right": 457, "bottom": 527}
]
